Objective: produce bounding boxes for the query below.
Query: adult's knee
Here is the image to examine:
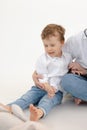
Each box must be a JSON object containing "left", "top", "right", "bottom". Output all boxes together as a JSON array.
[{"left": 60, "top": 74, "right": 73, "bottom": 91}]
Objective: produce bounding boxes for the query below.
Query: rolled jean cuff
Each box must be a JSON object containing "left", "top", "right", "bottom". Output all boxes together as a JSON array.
[{"left": 37, "top": 107, "right": 46, "bottom": 118}]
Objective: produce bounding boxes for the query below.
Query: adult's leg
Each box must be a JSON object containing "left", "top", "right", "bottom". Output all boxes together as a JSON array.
[
  {"left": 29, "top": 91, "right": 63, "bottom": 121},
  {"left": 61, "top": 73, "right": 87, "bottom": 101}
]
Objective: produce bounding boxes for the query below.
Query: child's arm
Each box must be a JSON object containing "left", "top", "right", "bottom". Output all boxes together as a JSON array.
[
  {"left": 49, "top": 76, "right": 61, "bottom": 92},
  {"left": 35, "top": 54, "right": 48, "bottom": 89},
  {"left": 32, "top": 71, "right": 45, "bottom": 89}
]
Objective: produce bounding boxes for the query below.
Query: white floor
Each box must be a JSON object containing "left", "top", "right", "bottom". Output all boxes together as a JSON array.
[
  {"left": 0, "top": 88, "right": 87, "bottom": 130},
  {"left": 22, "top": 95, "right": 87, "bottom": 130},
  {"left": 0, "top": 94, "right": 87, "bottom": 130},
  {"left": 0, "top": 87, "right": 87, "bottom": 130}
]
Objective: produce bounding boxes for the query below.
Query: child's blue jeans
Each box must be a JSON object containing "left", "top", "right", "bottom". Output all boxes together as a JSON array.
[{"left": 9, "top": 86, "right": 63, "bottom": 117}]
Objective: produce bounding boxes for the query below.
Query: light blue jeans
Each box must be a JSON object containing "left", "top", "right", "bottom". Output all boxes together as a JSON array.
[
  {"left": 60, "top": 73, "right": 87, "bottom": 101},
  {"left": 9, "top": 86, "right": 63, "bottom": 117}
]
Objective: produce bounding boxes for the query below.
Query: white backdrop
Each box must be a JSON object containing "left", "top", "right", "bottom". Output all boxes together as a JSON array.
[{"left": 0, "top": 0, "right": 87, "bottom": 103}]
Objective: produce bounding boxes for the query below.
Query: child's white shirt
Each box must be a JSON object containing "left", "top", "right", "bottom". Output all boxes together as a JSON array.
[{"left": 35, "top": 52, "right": 72, "bottom": 94}]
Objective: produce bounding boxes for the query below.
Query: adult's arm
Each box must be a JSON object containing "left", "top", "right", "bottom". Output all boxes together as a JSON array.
[{"left": 68, "top": 62, "right": 87, "bottom": 76}]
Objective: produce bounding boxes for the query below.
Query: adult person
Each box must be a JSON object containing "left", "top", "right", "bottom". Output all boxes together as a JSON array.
[
  {"left": 33, "top": 29, "right": 87, "bottom": 105},
  {"left": 61, "top": 28, "right": 87, "bottom": 104}
]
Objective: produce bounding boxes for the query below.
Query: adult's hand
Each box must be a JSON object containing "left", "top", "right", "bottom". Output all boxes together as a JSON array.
[
  {"left": 68, "top": 62, "right": 87, "bottom": 75},
  {"left": 32, "top": 71, "right": 45, "bottom": 89}
]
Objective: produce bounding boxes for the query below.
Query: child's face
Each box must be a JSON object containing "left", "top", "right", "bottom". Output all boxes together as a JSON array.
[{"left": 43, "top": 36, "right": 64, "bottom": 57}]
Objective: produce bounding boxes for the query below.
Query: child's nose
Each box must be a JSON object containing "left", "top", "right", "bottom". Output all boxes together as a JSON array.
[{"left": 48, "top": 47, "right": 52, "bottom": 51}]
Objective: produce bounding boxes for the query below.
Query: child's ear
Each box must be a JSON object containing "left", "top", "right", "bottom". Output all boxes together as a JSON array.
[{"left": 61, "top": 40, "right": 64, "bottom": 44}]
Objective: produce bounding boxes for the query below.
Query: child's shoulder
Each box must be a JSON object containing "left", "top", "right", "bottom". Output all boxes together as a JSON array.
[
  {"left": 38, "top": 53, "right": 47, "bottom": 59},
  {"left": 63, "top": 51, "right": 70, "bottom": 56},
  {"left": 63, "top": 52, "right": 72, "bottom": 61}
]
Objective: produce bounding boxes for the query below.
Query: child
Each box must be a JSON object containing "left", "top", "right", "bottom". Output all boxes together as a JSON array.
[{"left": 0, "top": 24, "right": 71, "bottom": 121}]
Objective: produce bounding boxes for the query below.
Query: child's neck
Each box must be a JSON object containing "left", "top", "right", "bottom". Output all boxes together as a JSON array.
[{"left": 47, "top": 51, "right": 62, "bottom": 58}]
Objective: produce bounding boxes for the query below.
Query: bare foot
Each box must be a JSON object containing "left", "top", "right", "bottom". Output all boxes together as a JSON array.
[
  {"left": 0, "top": 103, "right": 11, "bottom": 112},
  {"left": 74, "top": 98, "right": 82, "bottom": 105},
  {"left": 29, "top": 104, "right": 44, "bottom": 121}
]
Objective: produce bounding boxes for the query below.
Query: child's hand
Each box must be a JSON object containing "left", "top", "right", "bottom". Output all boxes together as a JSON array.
[
  {"left": 48, "top": 91, "right": 55, "bottom": 97},
  {"left": 44, "top": 83, "right": 52, "bottom": 92},
  {"left": 48, "top": 87, "right": 57, "bottom": 98},
  {"left": 43, "top": 83, "right": 56, "bottom": 98}
]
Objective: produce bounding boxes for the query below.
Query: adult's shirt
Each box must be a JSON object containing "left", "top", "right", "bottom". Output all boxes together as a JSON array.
[{"left": 63, "top": 29, "right": 87, "bottom": 68}]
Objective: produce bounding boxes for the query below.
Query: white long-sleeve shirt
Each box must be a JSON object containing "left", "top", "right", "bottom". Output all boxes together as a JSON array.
[
  {"left": 63, "top": 30, "right": 87, "bottom": 68},
  {"left": 35, "top": 52, "right": 72, "bottom": 92}
]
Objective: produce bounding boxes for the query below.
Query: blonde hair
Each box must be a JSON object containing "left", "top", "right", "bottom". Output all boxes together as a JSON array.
[{"left": 41, "top": 24, "right": 65, "bottom": 41}]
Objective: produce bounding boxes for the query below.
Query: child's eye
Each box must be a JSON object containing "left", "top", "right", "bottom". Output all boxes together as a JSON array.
[
  {"left": 51, "top": 44, "right": 55, "bottom": 47},
  {"left": 44, "top": 45, "right": 48, "bottom": 47}
]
